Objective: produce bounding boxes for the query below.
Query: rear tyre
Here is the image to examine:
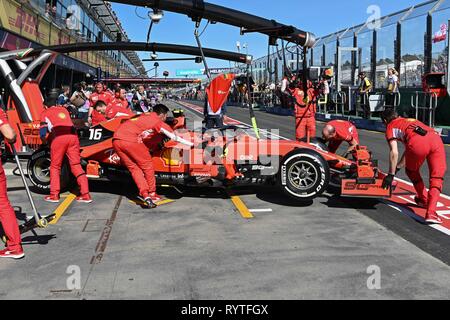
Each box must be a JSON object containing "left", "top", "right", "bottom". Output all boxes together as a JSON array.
[
  {"left": 27, "top": 148, "right": 72, "bottom": 194},
  {"left": 278, "top": 149, "right": 329, "bottom": 202}
]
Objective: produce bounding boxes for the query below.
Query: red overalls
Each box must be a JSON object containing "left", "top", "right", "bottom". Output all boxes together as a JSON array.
[
  {"left": 0, "top": 109, "right": 22, "bottom": 251},
  {"left": 113, "top": 113, "right": 173, "bottom": 199},
  {"left": 386, "top": 117, "right": 447, "bottom": 215},
  {"left": 292, "top": 87, "right": 316, "bottom": 141},
  {"left": 327, "top": 120, "right": 360, "bottom": 153},
  {"left": 40, "top": 106, "right": 89, "bottom": 197},
  {"left": 91, "top": 111, "right": 107, "bottom": 126},
  {"left": 90, "top": 91, "right": 112, "bottom": 126},
  {"left": 109, "top": 97, "right": 130, "bottom": 110},
  {"left": 105, "top": 102, "right": 133, "bottom": 120}
]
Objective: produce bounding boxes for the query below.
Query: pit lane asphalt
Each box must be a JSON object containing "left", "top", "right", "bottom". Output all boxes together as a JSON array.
[{"left": 0, "top": 101, "right": 449, "bottom": 300}]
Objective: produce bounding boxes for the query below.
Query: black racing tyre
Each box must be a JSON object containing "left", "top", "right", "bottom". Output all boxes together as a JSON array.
[
  {"left": 27, "top": 148, "right": 72, "bottom": 194},
  {"left": 300, "top": 137, "right": 329, "bottom": 151},
  {"left": 278, "top": 148, "right": 330, "bottom": 201}
]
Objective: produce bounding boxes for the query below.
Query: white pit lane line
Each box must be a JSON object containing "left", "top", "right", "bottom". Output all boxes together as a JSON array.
[
  {"left": 180, "top": 101, "right": 450, "bottom": 236},
  {"left": 387, "top": 202, "right": 450, "bottom": 236},
  {"left": 249, "top": 208, "right": 273, "bottom": 213}
]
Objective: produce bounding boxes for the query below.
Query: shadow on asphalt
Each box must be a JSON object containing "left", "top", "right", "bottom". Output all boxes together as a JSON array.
[
  {"left": 321, "top": 194, "right": 379, "bottom": 210},
  {"left": 255, "top": 188, "right": 314, "bottom": 207},
  {"left": 21, "top": 234, "right": 57, "bottom": 246},
  {"left": 88, "top": 180, "right": 316, "bottom": 207},
  {"left": 88, "top": 180, "right": 230, "bottom": 201},
  {"left": 7, "top": 186, "right": 26, "bottom": 192}
]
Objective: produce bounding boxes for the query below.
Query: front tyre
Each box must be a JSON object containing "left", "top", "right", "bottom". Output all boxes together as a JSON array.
[
  {"left": 300, "top": 137, "right": 329, "bottom": 151},
  {"left": 279, "top": 149, "right": 329, "bottom": 202},
  {"left": 27, "top": 148, "right": 72, "bottom": 194}
]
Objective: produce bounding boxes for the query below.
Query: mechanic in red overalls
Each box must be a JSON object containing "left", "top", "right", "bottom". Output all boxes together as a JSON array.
[
  {"left": 109, "top": 88, "right": 130, "bottom": 110},
  {"left": 40, "top": 89, "right": 92, "bottom": 203},
  {"left": 381, "top": 108, "right": 446, "bottom": 224},
  {"left": 292, "top": 80, "right": 317, "bottom": 141},
  {"left": 90, "top": 104, "right": 107, "bottom": 126},
  {"left": 93, "top": 100, "right": 133, "bottom": 122},
  {"left": 322, "top": 120, "right": 360, "bottom": 154},
  {"left": 113, "top": 104, "right": 193, "bottom": 207},
  {"left": 88, "top": 82, "right": 112, "bottom": 126},
  {"left": 0, "top": 109, "right": 24, "bottom": 259}
]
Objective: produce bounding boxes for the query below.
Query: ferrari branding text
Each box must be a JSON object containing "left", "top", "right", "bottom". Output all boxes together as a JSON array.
[{"left": 344, "top": 181, "right": 380, "bottom": 190}]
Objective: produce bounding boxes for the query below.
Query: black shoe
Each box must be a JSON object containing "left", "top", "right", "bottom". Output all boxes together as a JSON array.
[{"left": 143, "top": 197, "right": 157, "bottom": 209}]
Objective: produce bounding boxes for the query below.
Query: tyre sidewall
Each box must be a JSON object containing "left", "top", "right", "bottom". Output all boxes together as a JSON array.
[
  {"left": 299, "top": 137, "right": 329, "bottom": 152},
  {"left": 279, "top": 149, "right": 329, "bottom": 201},
  {"left": 27, "top": 148, "right": 72, "bottom": 193}
]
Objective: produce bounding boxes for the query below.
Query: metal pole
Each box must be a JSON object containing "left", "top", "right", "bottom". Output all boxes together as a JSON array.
[
  {"left": 194, "top": 29, "right": 211, "bottom": 79},
  {"left": 447, "top": 20, "right": 450, "bottom": 96},
  {"left": 337, "top": 47, "right": 341, "bottom": 93},
  {"left": 415, "top": 92, "right": 418, "bottom": 120},
  {"left": 108, "top": 0, "right": 316, "bottom": 47},
  {"left": 429, "top": 94, "right": 433, "bottom": 127},
  {"left": 10, "top": 144, "right": 44, "bottom": 225}
]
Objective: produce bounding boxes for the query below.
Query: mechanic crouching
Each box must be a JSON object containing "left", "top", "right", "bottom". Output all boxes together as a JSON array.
[
  {"left": 322, "top": 120, "right": 360, "bottom": 155},
  {"left": 40, "top": 89, "right": 92, "bottom": 203},
  {"left": 93, "top": 100, "right": 133, "bottom": 124},
  {"left": 381, "top": 108, "right": 446, "bottom": 225},
  {"left": 112, "top": 104, "right": 193, "bottom": 208},
  {"left": 0, "top": 108, "right": 24, "bottom": 259}
]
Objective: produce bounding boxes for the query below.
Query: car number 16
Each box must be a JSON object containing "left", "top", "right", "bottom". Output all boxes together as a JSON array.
[{"left": 89, "top": 128, "right": 103, "bottom": 140}]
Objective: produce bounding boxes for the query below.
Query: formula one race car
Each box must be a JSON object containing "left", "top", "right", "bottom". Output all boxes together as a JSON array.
[{"left": 26, "top": 108, "right": 391, "bottom": 202}]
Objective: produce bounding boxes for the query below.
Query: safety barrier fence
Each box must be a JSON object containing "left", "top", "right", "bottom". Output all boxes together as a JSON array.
[
  {"left": 410, "top": 91, "right": 438, "bottom": 127},
  {"left": 180, "top": 98, "right": 450, "bottom": 144}
]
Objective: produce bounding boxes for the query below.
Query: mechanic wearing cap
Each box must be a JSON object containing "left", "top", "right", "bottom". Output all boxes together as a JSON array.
[
  {"left": 88, "top": 82, "right": 112, "bottom": 126},
  {"left": 358, "top": 72, "right": 372, "bottom": 119},
  {"left": 322, "top": 120, "right": 359, "bottom": 154},
  {"left": 40, "top": 89, "right": 92, "bottom": 203},
  {"left": 292, "top": 80, "right": 317, "bottom": 141},
  {"left": 0, "top": 109, "right": 24, "bottom": 259},
  {"left": 381, "top": 108, "right": 446, "bottom": 224},
  {"left": 113, "top": 104, "right": 193, "bottom": 207}
]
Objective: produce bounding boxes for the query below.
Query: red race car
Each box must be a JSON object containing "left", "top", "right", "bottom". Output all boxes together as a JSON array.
[{"left": 27, "top": 108, "right": 390, "bottom": 202}]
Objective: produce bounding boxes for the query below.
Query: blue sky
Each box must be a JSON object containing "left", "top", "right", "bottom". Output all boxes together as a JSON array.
[{"left": 112, "top": 0, "right": 423, "bottom": 77}]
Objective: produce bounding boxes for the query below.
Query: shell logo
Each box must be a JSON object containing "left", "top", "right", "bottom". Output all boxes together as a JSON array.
[
  {"left": 58, "top": 113, "right": 67, "bottom": 119},
  {"left": 161, "top": 148, "right": 182, "bottom": 166}
]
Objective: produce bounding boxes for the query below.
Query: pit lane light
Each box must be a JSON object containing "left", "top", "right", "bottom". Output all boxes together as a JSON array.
[{"left": 149, "top": 9, "right": 164, "bottom": 23}]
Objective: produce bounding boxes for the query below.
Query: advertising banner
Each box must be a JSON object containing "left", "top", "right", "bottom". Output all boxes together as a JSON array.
[{"left": 176, "top": 69, "right": 204, "bottom": 76}]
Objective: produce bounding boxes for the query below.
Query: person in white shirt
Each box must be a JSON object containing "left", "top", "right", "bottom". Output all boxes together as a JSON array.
[
  {"left": 386, "top": 68, "right": 399, "bottom": 107},
  {"left": 280, "top": 74, "right": 290, "bottom": 107}
]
